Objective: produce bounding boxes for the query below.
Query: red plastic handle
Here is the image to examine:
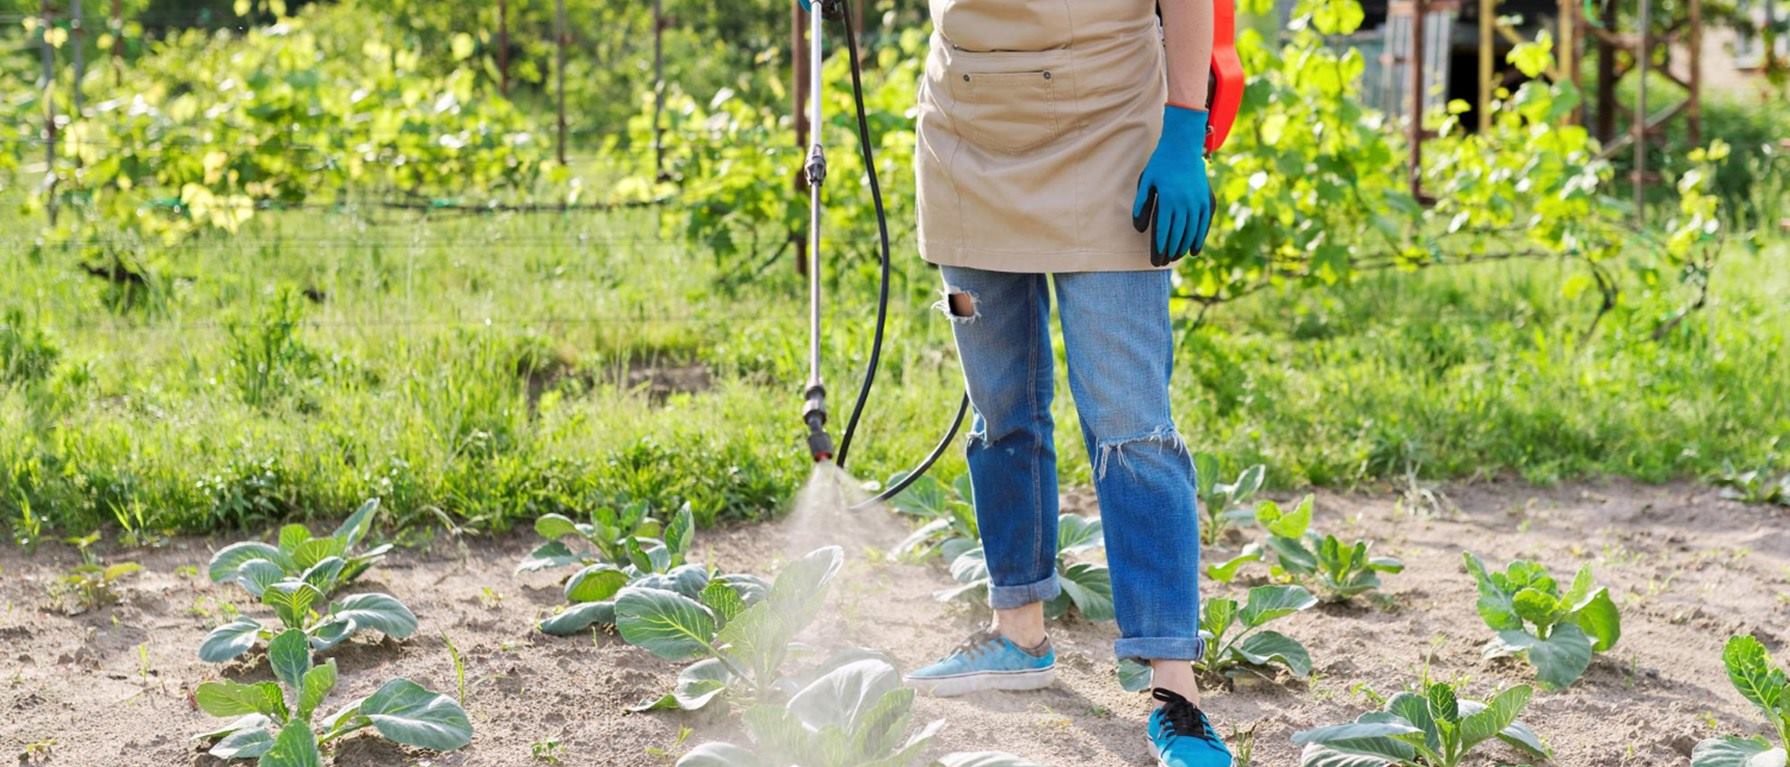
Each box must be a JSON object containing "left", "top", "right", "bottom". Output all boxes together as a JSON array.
[{"left": 1204, "top": 0, "right": 1244, "bottom": 155}]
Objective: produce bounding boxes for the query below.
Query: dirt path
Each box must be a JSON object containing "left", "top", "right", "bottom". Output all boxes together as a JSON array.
[{"left": 1, "top": 479, "right": 1786, "bottom": 766}]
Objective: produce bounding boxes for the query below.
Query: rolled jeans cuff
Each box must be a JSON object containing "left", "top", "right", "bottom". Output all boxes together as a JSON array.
[
  {"left": 1115, "top": 636, "right": 1207, "bottom": 662},
  {"left": 988, "top": 572, "right": 1061, "bottom": 610}
]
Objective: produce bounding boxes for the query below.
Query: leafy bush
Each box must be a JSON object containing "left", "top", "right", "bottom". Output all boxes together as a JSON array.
[
  {"left": 1291, "top": 680, "right": 1549, "bottom": 766},
  {"left": 935, "top": 514, "right": 1112, "bottom": 623},
  {"left": 1206, "top": 495, "right": 1404, "bottom": 602},
  {"left": 1692, "top": 635, "right": 1790, "bottom": 767},
  {"left": 675, "top": 658, "right": 1037, "bottom": 767},
  {"left": 195, "top": 629, "right": 471, "bottom": 763},
  {"left": 1194, "top": 453, "right": 1265, "bottom": 545},
  {"left": 621, "top": 546, "right": 848, "bottom": 711},
  {"left": 1463, "top": 552, "right": 1621, "bottom": 689},
  {"left": 887, "top": 472, "right": 980, "bottom": 565}
]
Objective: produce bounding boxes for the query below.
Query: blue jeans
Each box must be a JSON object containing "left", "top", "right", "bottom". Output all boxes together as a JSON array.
[{"left": 938, "top": 265, "right": 1204, "bottom": 662}]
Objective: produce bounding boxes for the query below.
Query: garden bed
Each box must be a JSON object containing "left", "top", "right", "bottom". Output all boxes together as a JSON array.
[{"left": 1, "top": 478, "right": 1784, "bottom": 766}]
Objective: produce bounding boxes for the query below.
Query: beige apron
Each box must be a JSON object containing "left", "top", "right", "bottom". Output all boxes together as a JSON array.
[{"left": 916, "top": 0, "right": 1166, "bottom": 273}]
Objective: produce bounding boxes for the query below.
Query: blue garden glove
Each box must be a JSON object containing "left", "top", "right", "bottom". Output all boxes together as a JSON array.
[{"left": 1132, "top": 104, "right": 1218, "bottom": 267}]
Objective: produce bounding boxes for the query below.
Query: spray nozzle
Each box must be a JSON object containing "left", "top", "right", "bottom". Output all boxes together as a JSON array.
[{"left": 803, "top": 383, "right": 834, "bottom": 462}]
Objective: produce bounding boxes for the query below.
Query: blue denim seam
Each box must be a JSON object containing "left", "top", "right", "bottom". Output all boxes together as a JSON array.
[
  {"left": 1025, "top": 277, "right": 1048, "bottom": 580},
  {"left": 1114, "top": 635, "right": 1207, "bottom": 662},
  {"left": 1092, "top": 424, "right": 1189, "bottom": 481}
]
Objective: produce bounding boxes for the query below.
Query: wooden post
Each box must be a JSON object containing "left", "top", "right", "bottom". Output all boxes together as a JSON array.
[
  {"left": 71, "top": 0, "right": 84, "bottom": 116},
  {"left": 1408, "top": 0, "right": 1426, "bottom": 200},
  {"left": 1595, "top": 0, "right": 1616, "bottom": 143},
  {"left": 1478, "top": 0, "right": 1492, "bottom": 133},
  {"left": 40, "top": 0, "right": 57, "bottom": 225},
  {"left": 109, "top": 0, "right": 121, "bottom": 84},
  {"left": 1633, "top": 0, "right": 1648, "bottom": 223},
  {"left": 555, "top": 0, "right": 567, "bottom": 165},
  {"left": 497, "top": 0, "right": 509, "bottom": 96},
  {"left": 652, "top": 0, "right": 664, "bottom": 179},
  {"left": 1687, "top": 0, "right": 1701, "bottom": 145}
]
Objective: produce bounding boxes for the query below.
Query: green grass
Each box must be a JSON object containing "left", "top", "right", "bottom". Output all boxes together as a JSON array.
[{"left": 1, "top": 199, "right": 1787, "bottom": 540}]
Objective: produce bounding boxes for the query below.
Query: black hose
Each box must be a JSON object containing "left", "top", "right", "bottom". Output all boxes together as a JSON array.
[
  {"left": 822, "top": 0, "right": 970, "bottom": 508},
  {"left": 830, "top": 0, "right": 888, "bottom": 471},
  {"left": 852, "top": 393, "right": 970, "bottom": 510}
]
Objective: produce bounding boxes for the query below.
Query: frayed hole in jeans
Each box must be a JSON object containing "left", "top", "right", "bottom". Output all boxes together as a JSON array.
[
  {"left": 934, "top": 289, "right": 980, "bottom": 324},
  {"left": 1093, "top": 425, "right": 1190, "bottom": 480}
]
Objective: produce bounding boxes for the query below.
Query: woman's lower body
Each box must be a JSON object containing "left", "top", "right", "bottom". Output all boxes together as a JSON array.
[{"left": 936, "top": 264, "right": 1205, "bottom": 663}]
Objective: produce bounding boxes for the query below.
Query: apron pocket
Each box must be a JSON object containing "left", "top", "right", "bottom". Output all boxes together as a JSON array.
[{"left": 946, "top": 68, "right": 1062, "bottom": 156}]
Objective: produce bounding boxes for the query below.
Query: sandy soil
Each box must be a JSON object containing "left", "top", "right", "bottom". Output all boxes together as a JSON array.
[{"left": 1, "top": 478, "right": 1786, "bottom": 766}]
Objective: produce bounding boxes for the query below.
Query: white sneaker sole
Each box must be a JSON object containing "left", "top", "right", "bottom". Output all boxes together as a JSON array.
[{"left": 904, "top": 666, "right": 1057, "bottom": 697}]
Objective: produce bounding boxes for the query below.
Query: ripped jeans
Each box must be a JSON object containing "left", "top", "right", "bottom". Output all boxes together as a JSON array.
[{"left": 938, "top": 265, "right": 1203, "bottom": 662}]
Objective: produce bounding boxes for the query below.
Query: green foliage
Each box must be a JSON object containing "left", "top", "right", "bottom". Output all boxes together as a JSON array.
[
  {"left": 1691, "top": 635, "right": 1790, "bottom": 767},
  {"left": 1207, "top": 495, "right": 1404, "bottom": 601},
  {"left": 622, "top": 546, "right": 848, "bottom": 711},
  {"left": 1463, "top": 552, "right": 1622, "bottom": 689},
  {"left": 0, "top": 309, "right": 60, "bottom": 387},
  {"left": 1292, "top": 680, "right": 1549, "bottom": 766},
  {"left": 935, "top": 514, "right": 1113, "bottom": 623},
  {"left": 25, "top": 1, "right": 546, "bottom": 245},
  {"left": 887, "top": 472, "right": 980, "bottom": 565},
  {"left": 195, "top": 629, "right": 472, "bottom": 763},
  {"left": 1195, "top": 453, "right": 1265, "bottom": 545}
]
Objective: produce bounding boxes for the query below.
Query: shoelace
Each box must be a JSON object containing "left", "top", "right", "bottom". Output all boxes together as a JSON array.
[
  {"left": 1152, "top": 687, "right": 1221, "bottom": 745},
  {"left": 951, "top": 630, "right": 1004, "bottom": 661}
]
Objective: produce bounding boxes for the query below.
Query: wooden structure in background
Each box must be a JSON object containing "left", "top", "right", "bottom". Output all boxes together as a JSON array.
[{"left": 1382, "top": 0, "right": 1705, "bottom": 214}]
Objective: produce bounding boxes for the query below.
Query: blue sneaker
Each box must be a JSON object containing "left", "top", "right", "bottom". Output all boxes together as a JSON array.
[
  {"left": 1147, "top": 688, "right": 1233, "bottom": 767},
  {"left": 903, "top": 630, "right": 1056, "bottom": 697}
]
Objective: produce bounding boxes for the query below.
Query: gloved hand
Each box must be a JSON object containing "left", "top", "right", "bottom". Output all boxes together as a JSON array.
[
  {"left": 1132, "top": 104, "right": 1217, "bottom": 267},
  {"left": 797, "top": 0, "right": 811, "bottom": 10}
]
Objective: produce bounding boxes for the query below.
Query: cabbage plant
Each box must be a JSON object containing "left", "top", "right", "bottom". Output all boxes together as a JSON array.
[
  {"left": 1463, "top": 552, "right": 1621, "bottom": 689},
  {"left": 1118, "top": 583, "right": 1318, "bottom": 689},
  {"left": 674, "top": 658, "right": 1039, "bottom": 767},
  {"left": 536, "top": 558, "right": 767, "bottom": 637},
  {"left": 207, "top": 499, "right": 391, "bottom": 598},
  {"left": 1195, "top": 452, "right": 1265, "bottom": 545},
  {"left": 935, "top": 514, "right": 1112, "bottom": 623},
  {"left": 622, "top": 547, "right": 863, "bottom": 712},
  {"left": 199, "top": 576, "right": 418, "bottom": 663},
  {"left": 1206, "top": 495, "right": 1404, "bottom": 601},
  {"left": 194, "top": 629, "right": 471, "bottom": 765},
  {"left": 1692, "top": 635, "right": 1790, "bottom": 767},
  {"left": 515, "top": 502, "right": 693, "bottom": 574},
  {"left": 1291, "top": 680, "right": 1549, "bottom": 766}
]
